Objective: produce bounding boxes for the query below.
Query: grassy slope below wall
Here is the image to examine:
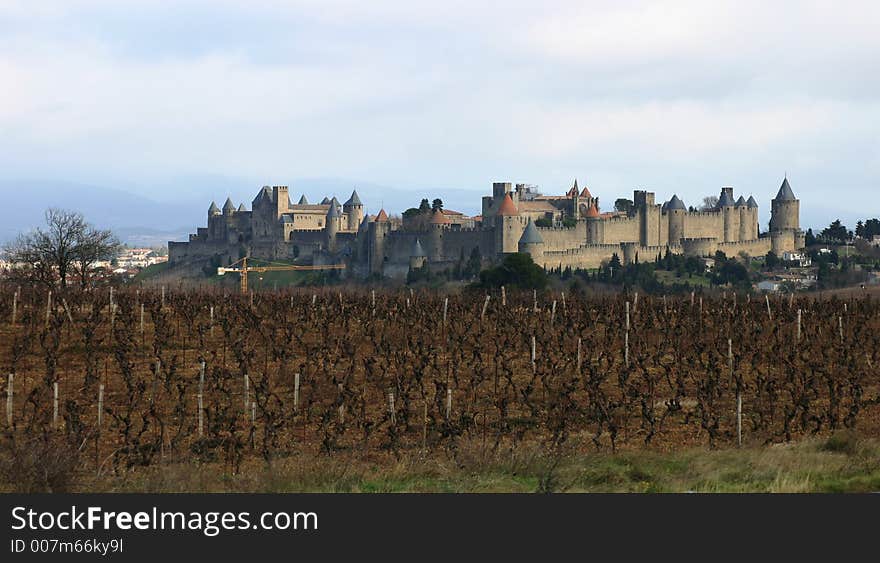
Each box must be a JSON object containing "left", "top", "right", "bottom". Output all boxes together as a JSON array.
[{"left": 6, "top": 433, "right": 877, "bottom": 493}]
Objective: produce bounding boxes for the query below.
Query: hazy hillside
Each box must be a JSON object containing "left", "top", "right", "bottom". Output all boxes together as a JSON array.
[{"left": 0, "top": 180, "right": 198, "bottom": 246}]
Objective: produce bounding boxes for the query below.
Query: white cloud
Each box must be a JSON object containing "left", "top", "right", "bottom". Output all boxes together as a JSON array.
[{"left": 0, "top": 0, "right": 877, "bottom": 217}]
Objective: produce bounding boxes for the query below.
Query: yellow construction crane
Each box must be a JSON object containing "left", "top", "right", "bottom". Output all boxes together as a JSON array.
[{"left": 218, "top": 256, "right": 345, "bottom": 294}]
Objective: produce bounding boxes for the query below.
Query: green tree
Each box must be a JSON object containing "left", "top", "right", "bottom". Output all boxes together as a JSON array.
[
  {"left": 608, "top": 253, "right": 622, "bottom": 273},
  {"left": 418, "top": 198, "right": 431, "bottom": 213},
  {"left": 614, "top": 199, "right": 634, "bottom": 214},
  {"left": 804, "top": 228, "right": 816, "bottom": 246},
  {"left": 477, "top": 253, "right": 547, "bottom": 289},
  {"left": 820, "top": 219, "right": 850, "bottom": 243},
  {"left": 464, "top": 247, "right": 482, "bottom": 278},
  {"left": 431, "top": 198, "right": 444, "bottom": 211},
  {"left": 861, "top": 218, "right": 880, "bottom": 238}
]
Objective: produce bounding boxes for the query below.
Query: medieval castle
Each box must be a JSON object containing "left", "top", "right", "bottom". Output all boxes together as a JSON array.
[{"left": 168, "top": 177, "right": 805, "bottom": 278}]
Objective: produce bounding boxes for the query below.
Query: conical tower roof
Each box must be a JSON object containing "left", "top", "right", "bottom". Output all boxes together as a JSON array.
[
  {"left": 497, "top": 193, "right": 519, "bottom": 216},
  {"left": 718, "top": 190, "right": 735, "bottom": 207},
  {"left": 320, "top": 196, "right": 331, "bottom": 205},
  {"left": 735, "top": 195, "right": 747, "bottom": 208},
  {"left": 298, "top": 194, "right": 309, "bottom": 205},
  {"left": 223, "top": 197, "right": 235, "bottom": 213},
  {"left": 237, "top": 203, "right": 246, "bottom": 212},
  {"left": 519, "top": 219, "right": 543, "bottom": 244},
  {"left": 584, "top": 202, "right": 600, "bottom": 218},
  {"left": 344, "top": 189, "right": 362, "bottom": 207},
  {"left": 375, "top": 209, "right": 389, "bottom": 222},
  {"left": 252, "top": 186, "right": 272, "bottom": 206},
  {"left": 775, "top": 177, "right": 796, "bottom": 201},
  {"left": 327, "top": 199, "right": 341, "bottom": 218},
  {"left": 208, "top": 201, "right": 220, "bottom": 215},
  {"left": 667, "top": 194, "right": 686, "bottom": 211},
  {"left": 746, "top": 196, "right": 759, "bottom": 208},
  {"left": 412, "top": 238, "right": 427, "bottom": 258}
]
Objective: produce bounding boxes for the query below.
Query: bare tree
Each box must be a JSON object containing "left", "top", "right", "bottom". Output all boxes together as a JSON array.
[
  {"left": 3, "top": 208, "right": 119, "bottom": 289},
  {"left": 700, "top": 196, "right": 719, "bottom": 211},
  {"left": 72, "top": 225, "right": 120, "bottom": 289}
]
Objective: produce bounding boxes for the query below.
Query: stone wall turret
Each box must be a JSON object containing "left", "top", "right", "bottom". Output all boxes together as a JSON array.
[
  {"left": 368, "top": 210, "right": 390, "bottom": 274},
  {"left": 325, "top": 197, "right": 341, "bottom": 252},
  {"left": 666, "top": 195, "right": 686, "bottom": 244},
  {"left": 494, "top": 192, "right": 522, "bottom": 257},
  {"left": 682, "top": 237, "right": 718, "bottom": 257},
  {"left": 409, "top": 238, "right": 427, "bottom": 270},
  {"left": 719, "top": 187, "right": 736, "bottom": 242},
  {"left": 343, "top": 190, "right": 364, "bottom": 231},
  {"left": 770, "top": 177, "right": 799, "bottom": 233},
  {"left": 621, "top": 242, "right": 638, "bottom": 265},
  {"left": 518, "top": 219, "right": 544, "bottom": 263}
]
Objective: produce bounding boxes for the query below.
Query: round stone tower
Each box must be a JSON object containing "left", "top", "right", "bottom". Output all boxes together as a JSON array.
[
  {"left": 770, "top": 177, "right": 799, "bottom": 232},
  {"left": 719, "top": 187, "right": 736, "bottom": 242},
  {"left": 518, "top": 218, "right": 544, "bottom": 263},
  {"left": 494, "top": 192, "right": 522, "bottom": 257},
  {"left": 584, "top": 202, "right": 603, "bottom": 244},
  {"left": 682, "top": 237, "right": 717, "bottom": 257},
  {"left": 621, "top": 242, "right": 638, "bottom": 265},
  {"left": 368, "top": 209, "right": 390, "bottom": 274},
  {"left": 410, "top": 238, "right": 427, "bottom": 270},
  {"left": 666, "top": 195, "right": 686, "bottom": 244},
  {"left": 429, "top": 208, "right": 450, "bottom": 261},
  {"left": 746, "top": 196, "right": 759, "bottom": 239},
  {"left": 343, "top": 189, "right": 363, "bottom": 231},
  {"left": 735, "top": 196, "right": 748, "bottom": 241},
  {"left": 325, "top": 197, "right": 341, "bottom": 251}
]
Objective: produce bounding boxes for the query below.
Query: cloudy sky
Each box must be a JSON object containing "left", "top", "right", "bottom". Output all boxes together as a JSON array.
[{"left": 1, "top": 0, "right": 878, "bottom": 228}]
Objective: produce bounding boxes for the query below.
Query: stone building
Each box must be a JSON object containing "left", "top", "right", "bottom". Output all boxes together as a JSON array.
[{"left": 169, "top": 177, "right": 804, "bottom": 279}]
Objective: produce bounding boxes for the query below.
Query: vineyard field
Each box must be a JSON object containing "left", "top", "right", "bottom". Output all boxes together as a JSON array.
[{"left": 1, "top": 286, "right": 879, "bottom": 492}]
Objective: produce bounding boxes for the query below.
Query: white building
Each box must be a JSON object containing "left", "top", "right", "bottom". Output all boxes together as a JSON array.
[
  {"left": 757, "top": 280, "right": 782, "bottom": 292},
  {"left": 782, "top": 251, "right": 811, "bottom": 267}
]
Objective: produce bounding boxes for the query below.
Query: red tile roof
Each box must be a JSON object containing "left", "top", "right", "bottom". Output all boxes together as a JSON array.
[{"left": 497, "top": 193, "right": 519, "bottom": 216}]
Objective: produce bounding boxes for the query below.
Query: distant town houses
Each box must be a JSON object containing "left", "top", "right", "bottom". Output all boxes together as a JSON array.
[
  {"left": 114, "top": 247, "right": 168, "bottom": 269},
  {"left": 1, "top": 248, "right": 165, "bottom": 272},
  {"left": 782, "top": 251, "right": 811, "bottom": 267}
]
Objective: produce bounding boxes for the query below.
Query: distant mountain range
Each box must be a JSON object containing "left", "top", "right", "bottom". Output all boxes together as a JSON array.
[{"left": 0, "top": 179, "right": 485, "bottom": 247}]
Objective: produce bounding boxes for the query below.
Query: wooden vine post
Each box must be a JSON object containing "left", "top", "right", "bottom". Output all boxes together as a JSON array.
[
  {"left": 5, "top": 374, "right": 12, "bottom": 428},
  {"left": 198, "top": 361, "right": 205, "bottom": 438},
  {"left": 728, "top": 338, "right": 742, "bottom": 448},
  {"left": 53, "top": 381, "right": 59, "bottom": 430}
]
